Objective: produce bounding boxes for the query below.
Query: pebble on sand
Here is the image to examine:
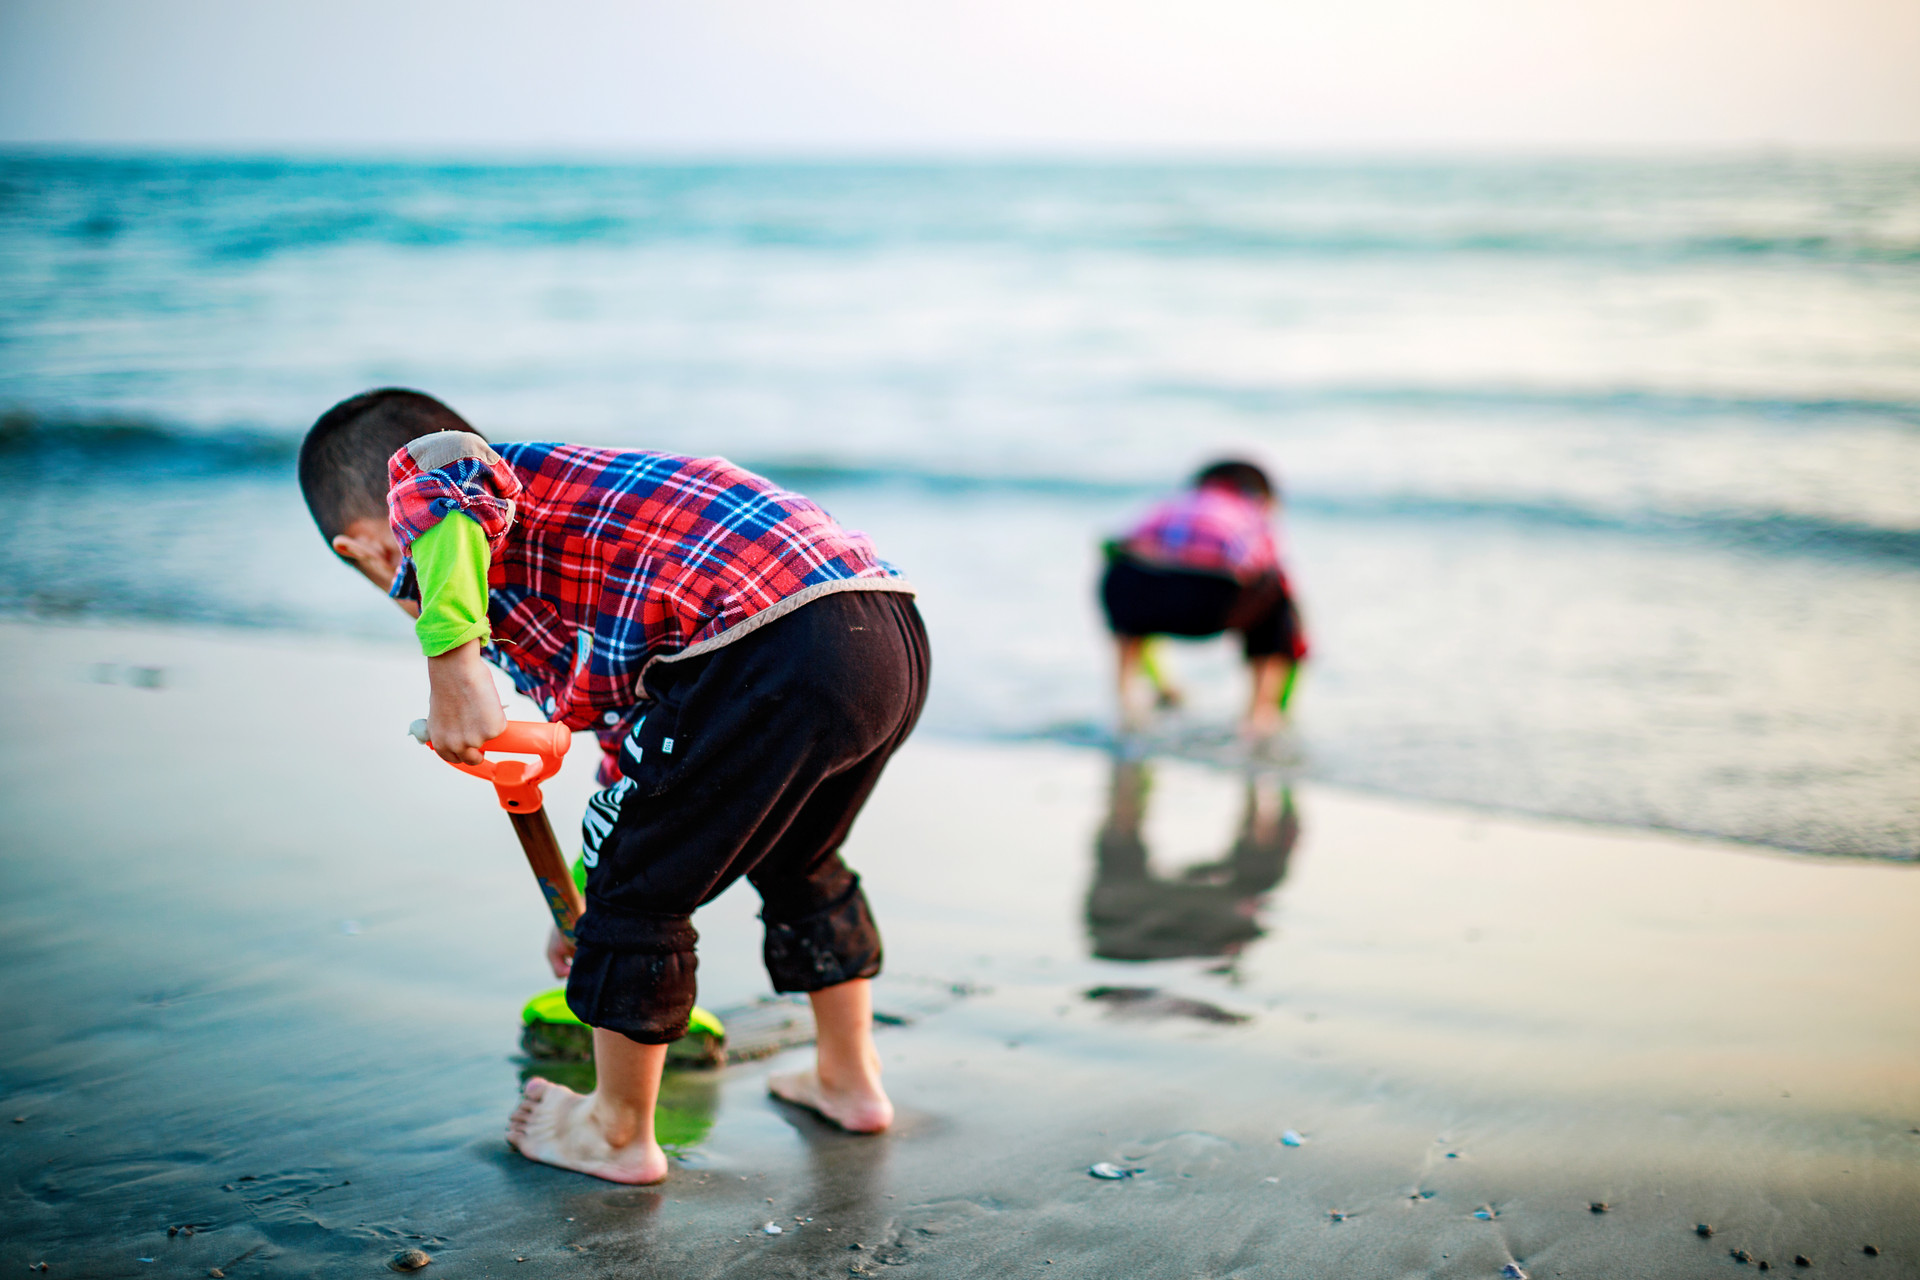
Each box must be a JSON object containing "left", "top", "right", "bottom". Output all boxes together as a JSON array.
[
  {"left": 1589, "top": 1202, "right": 1610, "bottom": 1213},
  {"left": 1696, "top": 1224, "right": 1716, "bottom": 1238},
  {"left": 1732, "top": 1248, "right": 1754, "bottom": 1263},
  {"left": 1794, "top": 1257, "right": 1811, "bottom": 1268},
  {"left": 1863, "top": 1245, "right": 1880, "bottom": 1256},
  {"left": 388, "top": 1248, "right": 432, "bottom": 1272},
  {"left": 209, "top": 1270, "right": 224, "bottom": 1278},
  {"left": 1500, "top": 1265, "right": 1528, "bottom": 1279},
  {"left": 763, "top": 1223, "right": 783, "bottom": 1235},
  {"left": 1088, "top": 1162, "right": 1142, "bottom": 1180}
]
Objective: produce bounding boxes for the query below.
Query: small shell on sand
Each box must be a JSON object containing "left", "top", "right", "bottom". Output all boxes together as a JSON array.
[
  {"left": 389, "top": 1248, "right": 432, "bottom": 1272},
  {"left": 763, "top": 1222, "right": 783, "bottom": 1235}
]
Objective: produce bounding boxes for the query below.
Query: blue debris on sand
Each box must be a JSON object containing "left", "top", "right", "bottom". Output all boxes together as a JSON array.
[
  {"left": 1474, "top": 1207, "right": 1497, "bottom": 1221},
  {"left": 1502, "top": 1266, "right": 1529, "bottom": 1279},
  {"left": 1281, "top": 1129, "right": 1305, "bottom": 1147},
  {"left": 1089, "top": 1162, "right": 1144, "bottom": 1180}
]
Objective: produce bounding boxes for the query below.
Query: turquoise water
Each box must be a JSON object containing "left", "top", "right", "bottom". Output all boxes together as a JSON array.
[{"left": 2, "top": 155, "right": 1916, "bottom": 856}]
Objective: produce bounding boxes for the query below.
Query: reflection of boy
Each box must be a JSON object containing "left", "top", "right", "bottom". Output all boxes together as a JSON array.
[
  {"left": 300, "top": 389, "right": 929, "bottom": 1185},
  {"left": 1088, "top": 756, "right": 1298, "bottom": 961},
  {"left": 1100, "top": 460, "right": 1306, "bottom": 736}
]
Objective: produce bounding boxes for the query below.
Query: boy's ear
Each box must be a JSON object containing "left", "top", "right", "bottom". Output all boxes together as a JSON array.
[{"left": 331, "top": 524, "right": 397, "bottom": 570}]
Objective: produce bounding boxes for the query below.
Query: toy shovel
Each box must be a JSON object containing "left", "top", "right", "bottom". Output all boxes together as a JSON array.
[{"left": 408, "top": 718, "right": 586, "bottom": 941}]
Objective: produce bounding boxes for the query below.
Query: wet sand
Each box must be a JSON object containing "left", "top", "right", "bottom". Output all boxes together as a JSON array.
[{"left": 1, "top": 620, "right": 1916, "bottom": 1278}]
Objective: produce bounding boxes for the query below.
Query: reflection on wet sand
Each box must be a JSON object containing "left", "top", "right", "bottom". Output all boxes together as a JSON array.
[{"left": 1087, "top": 752, "right": 1299, "bottom": 964}]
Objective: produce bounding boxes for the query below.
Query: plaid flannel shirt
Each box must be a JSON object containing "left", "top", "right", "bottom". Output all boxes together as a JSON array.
[
  {"left": 387, "top": 433, "right": 910, "bottom": 775},
  {"left": 1121, "top": 484, "right": 1281, "bottom": 584}
]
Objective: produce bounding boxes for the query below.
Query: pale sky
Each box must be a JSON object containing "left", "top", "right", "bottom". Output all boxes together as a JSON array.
[{"left": 2, "top": 0, "right": 1917, "bottom": 152}]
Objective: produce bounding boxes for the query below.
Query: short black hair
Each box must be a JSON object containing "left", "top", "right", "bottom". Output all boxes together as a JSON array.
[
  {"left": 1193, "top": 458, "right": 1275, "bottom": 501},
  {"left": 298, "top": 389, "right": 483, "bottom": 543}
]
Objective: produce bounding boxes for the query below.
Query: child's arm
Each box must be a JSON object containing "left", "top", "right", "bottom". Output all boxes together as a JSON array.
[{"left": 412, "top": 511, "right": 506, "bottom": 765}]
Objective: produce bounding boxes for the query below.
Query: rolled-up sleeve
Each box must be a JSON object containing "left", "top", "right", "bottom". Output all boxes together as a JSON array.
[{"left": 386, "top": 430, "right": 521, "bottom": 553}]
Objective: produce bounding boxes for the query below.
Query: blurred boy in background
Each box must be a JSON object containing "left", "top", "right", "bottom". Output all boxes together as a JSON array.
[{"left": 1100, "top": 459, "right": 1306, "bottom": 737}]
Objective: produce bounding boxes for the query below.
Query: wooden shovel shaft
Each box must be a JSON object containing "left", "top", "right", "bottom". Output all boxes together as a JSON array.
[{"left": 507, "top": 807, "right": 586, "bottom": 941}]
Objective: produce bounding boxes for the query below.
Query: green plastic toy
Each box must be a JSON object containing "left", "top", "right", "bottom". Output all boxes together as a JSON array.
[{"left": 517, "top": 855, "right": 727, "bottom": 1066}]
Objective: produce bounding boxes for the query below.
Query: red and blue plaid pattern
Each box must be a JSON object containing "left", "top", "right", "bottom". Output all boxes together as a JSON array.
[
  {"left": 1122, "top": 484, "right": 1280, "bottom": 583},
  {"left": 388, "top": 440, "right": 908, "bottom": 743}
]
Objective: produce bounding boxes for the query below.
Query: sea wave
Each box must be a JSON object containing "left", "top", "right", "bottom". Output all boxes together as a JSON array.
[
  {"left": 8, "top": 155, "right": 1920, "bottom": 267},
  {"left": 0, "top": 415, "right": 296, "bottom": 472},
  {"left": 770, "top": 466, "right": 1920, "bottom": 566},
  {"left": 1142, "top": 382, "right": 1920, "bottom": 427},
  {"left": 127, "top": 216, "right": 1920, "bottom": 268},
  {"left": 5, "top": 414, "right": 1912, "bottom": 568}
]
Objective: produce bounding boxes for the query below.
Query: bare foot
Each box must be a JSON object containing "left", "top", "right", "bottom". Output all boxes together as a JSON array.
[
  {"left": 1241, "top": 704, "right": 1284, "bottom": 742},
  {"left": 769, "top": 1067, "right": 894, "bottom": 1133},
  {"left": 505, "top": 1077, "right": 669, "bottom": 1184}
]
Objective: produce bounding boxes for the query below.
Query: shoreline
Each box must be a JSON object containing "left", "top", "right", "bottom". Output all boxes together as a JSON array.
[
  {"left": 10, "top": 610, "right": 1910, "bottom": 867},
  {"left": 2, "top": 620, "right": 1916, "bottom": 1277}
]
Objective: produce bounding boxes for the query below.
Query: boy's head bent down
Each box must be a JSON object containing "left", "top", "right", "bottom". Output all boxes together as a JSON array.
[
  {"left": 299, "top": 388, "right": 483, "bottom": 591},
  {"left": 1193, "top": 458, "right": 1276, "bottom": 505}
]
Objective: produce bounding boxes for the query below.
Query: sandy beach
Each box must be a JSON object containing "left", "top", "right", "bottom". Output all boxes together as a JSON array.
[{"left": 2, "top": 619, "right": 1916, "bottom": 1278}]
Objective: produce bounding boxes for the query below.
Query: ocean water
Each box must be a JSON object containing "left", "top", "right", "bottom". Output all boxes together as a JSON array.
[{"left": 2, "top": 155, "right": 1916, "bottom": 857}]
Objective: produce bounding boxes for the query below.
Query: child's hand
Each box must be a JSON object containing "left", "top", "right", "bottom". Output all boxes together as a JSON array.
[
  {"left": 546, "top": 926, "right": 576, "bottom": 979},
  {"left": 425, "top": 639, "right": 507, "bottom": 765}
]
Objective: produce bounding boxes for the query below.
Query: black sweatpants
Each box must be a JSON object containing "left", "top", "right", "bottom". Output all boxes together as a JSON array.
[
  {"left": 1100, "top": 555, "right": 1301, "bottom": 660},
  {"left": 565, "top": 589, "right": 931, "bottom": 1044}
]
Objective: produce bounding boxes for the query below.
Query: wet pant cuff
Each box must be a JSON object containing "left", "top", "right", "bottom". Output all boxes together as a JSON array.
[
  {"left": 566, "top": 906, "right": 700, "bottom": 1045},
  {"left": 762, "top": 876, "right": 883, "bottom": 993}
]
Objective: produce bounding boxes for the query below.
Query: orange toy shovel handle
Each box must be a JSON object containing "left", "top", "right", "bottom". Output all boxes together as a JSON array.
[{"left": 409, "top": 718, "right": 586, "bottom": 942}]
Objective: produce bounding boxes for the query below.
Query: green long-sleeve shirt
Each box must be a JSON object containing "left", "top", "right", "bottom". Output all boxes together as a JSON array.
[{"left": 411, "top": 510, "right": 491, "bottom": 656}]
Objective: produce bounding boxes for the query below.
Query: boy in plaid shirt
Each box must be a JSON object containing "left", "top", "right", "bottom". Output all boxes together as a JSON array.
[
  {"left": 1101, "top": 459, "right": 1305, "bottom": 737},
  {"left": 300, "top": 389, "right": 929, "bottom": 1184}
]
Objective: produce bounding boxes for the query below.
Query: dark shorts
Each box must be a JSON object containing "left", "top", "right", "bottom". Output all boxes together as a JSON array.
[
  {"left": 1100, "top": 556, "right": 1301, "bottom": 660},
  {"left": 565, "top": 589, "right": 930, "bottom": 1044}
]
